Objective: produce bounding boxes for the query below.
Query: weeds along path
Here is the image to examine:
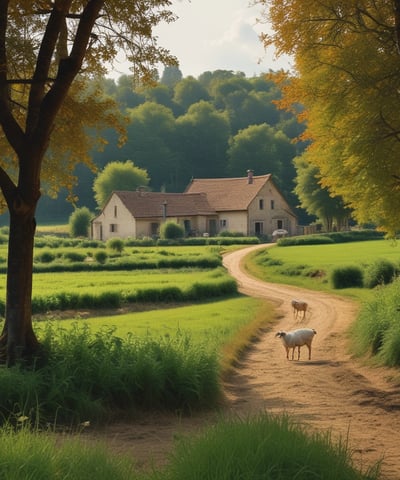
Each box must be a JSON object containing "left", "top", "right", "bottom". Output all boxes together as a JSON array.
[{"left": 222, "top": 244, "right": 400, "bottom": 480}]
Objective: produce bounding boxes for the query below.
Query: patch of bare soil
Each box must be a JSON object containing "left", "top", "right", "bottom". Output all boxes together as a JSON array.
[{"left": 81, "top": 244, "right": 400, "bottom": 479}]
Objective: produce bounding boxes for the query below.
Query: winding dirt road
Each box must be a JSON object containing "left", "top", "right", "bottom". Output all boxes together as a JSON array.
[{"left": 89, "top": 244, "right": 400, "bottom": 479}]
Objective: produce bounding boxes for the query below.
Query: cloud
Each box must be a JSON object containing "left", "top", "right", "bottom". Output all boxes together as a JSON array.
[{"left": 107, "top": 0, "right": 292, "bottom": 80}]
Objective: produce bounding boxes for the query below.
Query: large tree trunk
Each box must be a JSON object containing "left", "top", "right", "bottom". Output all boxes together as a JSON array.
[{"left": 0, "top": 201, "right": 40, "bottom": 366}]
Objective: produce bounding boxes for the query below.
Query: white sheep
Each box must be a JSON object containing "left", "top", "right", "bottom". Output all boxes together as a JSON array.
[
  {"left": 276, "top": 328, "right": 317, "bottom": 360},
  {"left": 291, "top": 299, "right": 308, "bottom": 320}
]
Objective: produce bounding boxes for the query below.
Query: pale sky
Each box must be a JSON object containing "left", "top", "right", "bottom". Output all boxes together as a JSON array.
[{"left": 109, "top": 0, "right": 292, "bottom": 80}]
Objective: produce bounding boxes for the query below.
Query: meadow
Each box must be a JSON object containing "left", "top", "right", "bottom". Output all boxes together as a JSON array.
[
  {"left": 0, "top": 239, "right": 270, "bottom": 425},
  {"left": 0, "top": 233, "right": 390, "bottom": 479},
  {"left": 245, "top": 239, "right": 400, "bottom": 301}
]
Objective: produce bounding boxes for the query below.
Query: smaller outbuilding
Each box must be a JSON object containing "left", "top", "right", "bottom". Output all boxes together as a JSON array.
[{"left": 91, "top": 190, "right": 217, "bottom": 241}]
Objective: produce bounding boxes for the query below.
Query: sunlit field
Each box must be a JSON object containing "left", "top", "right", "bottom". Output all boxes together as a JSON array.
[{"left": 246, "top": 239, "right": 400, "bottom": 301}]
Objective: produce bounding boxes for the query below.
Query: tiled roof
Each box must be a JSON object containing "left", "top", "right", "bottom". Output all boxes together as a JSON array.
[
  {"left": 184, "top": 174, "right": 272, "bottom": 211},
  {"left": 114, "top": 191, "right": 216, "bottom": 218}
]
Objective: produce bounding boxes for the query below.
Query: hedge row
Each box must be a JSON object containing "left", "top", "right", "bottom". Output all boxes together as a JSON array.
[
  {"left": 28, "top": 278, "right": 238, "bottom": 314},
  {"left": 30, "top": 235, "right": 260, "bottom": 249},
  {"left": 0, "top": 256, "right": 223, "bottom": 274},
  {"left": 277, "top": 230, "right": 384, "bottom": 246}
]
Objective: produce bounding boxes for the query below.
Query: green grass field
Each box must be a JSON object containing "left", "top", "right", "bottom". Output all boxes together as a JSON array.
[
  {"left": 0, "top": 238, "right": 386, "bottom": 479},
  {"left": 45, "top": 297, "right": 265, "bottom": 347},
  {"left": 28, "top": 268, "right": 225, "bottom": 296},
  {"left": 245, "top": 239, "right": 400, "bottom": 301}
]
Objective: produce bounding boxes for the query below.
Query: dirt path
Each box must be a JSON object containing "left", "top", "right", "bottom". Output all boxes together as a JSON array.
[{"left": 86, "top": 244, "right": 400, "bottom": 479}]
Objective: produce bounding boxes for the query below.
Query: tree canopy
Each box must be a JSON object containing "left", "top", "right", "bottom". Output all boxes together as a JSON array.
[
  {"left": 0, "top": 1, "right": 176, "bottom": 365},
  {"left": 256, "top": 0, "right": 400, "bottom": 234},
  {"left": 93, "top": 160, "right": 149, "bottom": 208},
  {"left": 57, "top": 70, "right": 306, "bottom": 209}
]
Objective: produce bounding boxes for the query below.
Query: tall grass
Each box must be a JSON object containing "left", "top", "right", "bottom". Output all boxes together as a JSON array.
[
  {"left": 0, "top": 323, "right": 221, "bottom": 425},
  {"left": 350, "top": 278, "right": 400, "bottom": 367},
  {"left": 155, "top": 414, "right": 380, "bottom": 480},
  {"left": 0, "top": 426, "right": 136, "bottom": 480},
  {"left": 0, "top": 414, "right": 380, "bottom": 480}
]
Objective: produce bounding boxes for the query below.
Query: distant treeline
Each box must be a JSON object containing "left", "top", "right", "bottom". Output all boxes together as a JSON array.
[{"left": 26, "top": 68, "right": 311, "bottom": 226}]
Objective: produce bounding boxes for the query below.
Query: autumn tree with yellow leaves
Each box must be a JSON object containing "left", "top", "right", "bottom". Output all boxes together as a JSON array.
[
  {"left": 0, "top": 1, "right": 176, "bottom": 365},
  {"left": 255, "top": 0, "right": 400, "bottom": 234}
]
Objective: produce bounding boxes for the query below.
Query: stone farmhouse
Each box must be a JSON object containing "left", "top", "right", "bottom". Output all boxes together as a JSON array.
[{"left": 90, "top": 171, "right": 297, "bottom": 241}]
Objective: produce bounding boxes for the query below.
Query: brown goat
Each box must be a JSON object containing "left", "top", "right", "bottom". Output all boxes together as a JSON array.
[{"left": 291, "top": 299, "right": 308, "bottom": 320}]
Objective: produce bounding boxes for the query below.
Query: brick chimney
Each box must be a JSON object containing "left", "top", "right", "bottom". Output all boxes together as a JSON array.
[{"left": 247, "top": 169, "right": 254, "bottom": 184}]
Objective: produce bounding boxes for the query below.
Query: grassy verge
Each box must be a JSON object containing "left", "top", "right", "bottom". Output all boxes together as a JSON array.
[
  {"left": 0, "top": 426, "right": 136, "bottom": 480},
  {"left": 0, "top": 297, "right": 272, "bottom": 425},
  {"left": 157, "top": 414, "right": 380, "bottom": 480},
  {"left": 245, "top": 239, "right": 400, "bottom": 301},
  {"left": 0, "top": 414, "right": 380, "bottom": 480}
]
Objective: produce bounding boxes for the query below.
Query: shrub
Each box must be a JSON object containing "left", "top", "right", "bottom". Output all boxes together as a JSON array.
[
  {"left": 278, "top": 235, "right": 334, "bottom": 246},
  {"left": 218, "top": 230, "right": 244, "bottom": 237},
  {"left": 68, "top": 207, "right": 93, "bottom": 238},
  {"left": 34, "top": 250, "right": 56, "bottom": 263},
  {"left": 106, "top": 237, "right": 124, "bottom": 253},
  {"left": 80, "top": 240, "right": 103, "bottom": 248},
  {"left": 351, "top": 279, "right": 400, "bottom": 366},
  {"left": 94, "top": 250, "right": 108, "bottom": 264},
  {"left": 363, "top": 259, "right": 397, "bottom": 288},
  {"left": 160, "top": 221, "right": 184, "bottom": 240},
  {"left": 330, "top": 265, "right": 364, "bottom": 289},
  {"left": 63, "top": 251, "right": 86, "bottom": 262}
]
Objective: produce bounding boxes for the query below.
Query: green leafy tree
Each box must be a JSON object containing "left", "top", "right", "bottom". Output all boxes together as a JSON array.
[
  {"left": 173, "top": 76, "right": 210, "bottom": 112},
  {"left": 160, "top": 65, "right": 183, "bottom": 88},
  {"left": 122, "top": 102, "right": 179, "bottom": 191},
  {"left": 176, "top": 101, "right": 230, "bottom": 184},
  {"left": 143, "top": 84, "right": 175, "bottom": 110},
  {"left": 115, "top": 75, "right": 145, "bottom": 109},
  {"left": 0, "top": 1, "right": 176, "bottom": 365},
  {"left": 294, "top": 158, "right": 352, "bottom": 231},
  {"left": 227, "top": 124, "right": 295, "bottom": 180},
  {"left": 256, "top": 0, "right": 400, "bottom": 234},
  {"left": 93, "top": 160, "right": 150, "bottom": 208},
  {"left": 69, "top": 207, "right": 93, "bottom": 238}
]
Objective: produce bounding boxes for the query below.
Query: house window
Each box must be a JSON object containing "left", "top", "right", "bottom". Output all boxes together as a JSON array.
[
  {"left": 110, "top": 224, "right": 118, "bottom": 233},
  {"left": 220, "top": 219, "right": 227, "bottom": 229},
  {"left": 209, "top": 219, "right": 217, "bottom": 236},
  {"left": 255, "top": 222, "right": 264, "bottom": 235},
  {"left": 270, "top": 200, "right": 275, "bottom": 210},
  {"left": 150, "top": 223, "right": 159, "bottom": 236},
  {"left": 277, "top": 220, "right": 283, "bottom": 229},
  {"left": 114, "top": 206, "right": 118, "bottom": 218},
  {"left": 259, "top": 199, "right": 264, "bottom": 210},
  {"left": 183, "top": 219, "right": 192, "bottom": 235}
]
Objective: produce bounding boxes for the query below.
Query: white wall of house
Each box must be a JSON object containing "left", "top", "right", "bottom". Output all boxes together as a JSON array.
[
  {"left": 91, "top": 194, "right": 136, "bottom": 241},
  {"left": 217, "top": 211, "right": 248, "bottom": 235},
  {"left": 247, "top": 183, "right": 296, "bottom": 236}
]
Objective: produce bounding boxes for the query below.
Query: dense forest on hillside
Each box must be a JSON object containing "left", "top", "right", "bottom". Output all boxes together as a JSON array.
[{"left": 25, "top": 67, "right": 311, "bottom": 225}]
